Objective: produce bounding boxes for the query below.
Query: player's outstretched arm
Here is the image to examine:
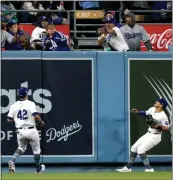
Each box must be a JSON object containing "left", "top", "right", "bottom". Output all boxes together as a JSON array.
[
  {"left": 7, "top": 117, "right": 14, "bottom": 123},
  {"left": 131, "top": 108, "right": 147, "bottom": 117},
  {"left": 34, "top": 114, "right": 45, "bottom": 127}
]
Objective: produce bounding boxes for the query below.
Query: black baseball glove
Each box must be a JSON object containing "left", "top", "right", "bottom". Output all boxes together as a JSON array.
[
  {"left": 36, "top": 120, "right": 45, "bottom": 131},
  {"left": 145, "top": 114, "right": 158, "bottom": 126}
]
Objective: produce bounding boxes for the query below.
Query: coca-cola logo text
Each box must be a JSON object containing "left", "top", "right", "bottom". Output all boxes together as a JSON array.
[
  {"left": 149, "top": 29, "right": 172, "bottom": 49},
  {"left": 141, "top": 25, "right": 172, "bottom": 51}
]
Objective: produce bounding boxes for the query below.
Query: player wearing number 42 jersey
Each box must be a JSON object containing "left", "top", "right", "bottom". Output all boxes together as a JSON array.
[
  {"left": 117, "top": 98, "right": 170, "bottom": 172},
  {"left": 7, "top": 87, "right": 45, "bottom": 173}
]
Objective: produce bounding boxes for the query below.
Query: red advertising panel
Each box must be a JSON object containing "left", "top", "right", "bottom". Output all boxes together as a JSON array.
[
  {"left": 21, "top": 24, "right": 70, "bottom": 40},
  {"left": 2, "top": 24, "right": 70, "bottom": 51},
  {"left": 141, "top": 24, "right": 172, "bottom": 51}
]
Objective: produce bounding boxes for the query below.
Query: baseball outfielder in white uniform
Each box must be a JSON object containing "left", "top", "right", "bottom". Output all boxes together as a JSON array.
[
  {"left": 117, "top": 98, "right": 170, "bottom": 172},
  {"left": 7, "top": 87, "right": 45, "bottom": 173}
]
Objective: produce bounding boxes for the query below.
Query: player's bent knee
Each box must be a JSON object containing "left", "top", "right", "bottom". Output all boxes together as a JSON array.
[
  {"left": 34, "top": 154, "right": 40, "bottom": 160},
  {"left": 131, "top": 145, "right": 137, "bottom": 153},
  {"left": 33, "top": 148, "right": 41, "bottom": 155},
  {"left": 137, "top": 146, "right": 146, "bottom": 154},
  {"left": 18, "top": 147, "right": 26, "bottom": 154},
  {"left": 15, "top": 149, "right": 23, "bottom": 155}
]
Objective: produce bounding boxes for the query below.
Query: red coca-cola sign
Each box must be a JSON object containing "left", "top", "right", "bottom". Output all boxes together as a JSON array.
[{"left": 141, "top": 24, "right": 172, "bottom": 51}]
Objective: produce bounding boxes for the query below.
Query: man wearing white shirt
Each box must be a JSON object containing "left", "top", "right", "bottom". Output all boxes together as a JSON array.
[
  {"left": 31, "top": 16, "right": 49, "bottom": 50},
  {"left": 98, "top": 18, "right": 129, "bottom": 51}
]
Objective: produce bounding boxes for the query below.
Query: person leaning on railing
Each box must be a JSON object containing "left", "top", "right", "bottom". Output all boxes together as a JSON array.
[
  {"left": 30, "top": 16, "right": 49, "bottom": 50},
  {"left": 120, "top": 10, "right": 153, "bottom": 51},
  {"left": 5, "top": 19, "right": 30, "bottom": 50},
  {"left": 97, "top": 17, "right": 129, "bottom": 52},
  {"left": 1, "top": 19, "right": 15, "bottom": 50},
  {"left": 44, "top": 24, "right": 70, "bottom": 51}
]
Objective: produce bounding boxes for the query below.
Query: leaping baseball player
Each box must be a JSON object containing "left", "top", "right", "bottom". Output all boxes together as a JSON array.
[
  {"left": 117, "top": 98, "right": 170, "bottom": 172},
  {"left": 7, "top": 87, "right": 45, "bottom": 173}
]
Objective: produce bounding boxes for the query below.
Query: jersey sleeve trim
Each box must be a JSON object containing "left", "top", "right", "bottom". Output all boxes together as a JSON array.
[
  {"left": 7, "top": 116, "right": 14, "bottom": 120},
  {"left": 32, "top": 112, "right": 39, "bottom": 117},
  {"left": 138, "top": 110, "right": 146, "bottom": 117}
]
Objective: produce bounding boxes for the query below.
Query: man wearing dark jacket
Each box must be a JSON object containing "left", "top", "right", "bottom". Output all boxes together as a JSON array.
[
  {"left": 44, "top": 24, "right": 70, "bottom": 51},
  {"left": 120, "top": 10, "right": 153, "bottom": 51},
  {"left": 5, "top": 19, "right": 30, "bottom": 50}
]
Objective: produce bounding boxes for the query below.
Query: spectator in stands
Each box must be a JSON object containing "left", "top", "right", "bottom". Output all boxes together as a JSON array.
[
  {"left": 31, "top": 16, "right": 49, "bottom": 50},
  {"left": 97, "top": 16, "right": 129, "bottom": 51},
  {"left": 145, "top": 1, "right": 172, "bottom": 23},
  {"left": 1, "top": 1, "right": 17, "bottom": 20},
  {"left": 103, "top": 11, "right": 122, "bottom": 28},
  {"left": 1, "top": 19, "right": 15, "bottom": 49},
  {"left": 79, "top": 1, "right": 100, "bottom": 10},
  {"left": 44, "top": 24, "right": 70, "bottom": 51},
  {"left": 5, "top": 19, "right": 30, "bottom": 50},
  {"left": 120, "top": 10, "right": 152, "bottom": 51},
  {"left": 1, "top": 12, "right": 18, "bottom": 23},
  {"left": 97, "top": 11, "right": 122, "bottom": 40},
  {"left": 19, "top": 34, "right": 34, "bottom": 50},
  {"left": 131, "top": 1, "right": 150, "bottom": 22},
  {"left": 21, "top": 1, "right": 44, "bottom": 23},
  {"left": 47, "top": 1, "right": 68, "bottom": 25},
  {"left": 132, "top": 1, "right": 149, "bottom": 11}
]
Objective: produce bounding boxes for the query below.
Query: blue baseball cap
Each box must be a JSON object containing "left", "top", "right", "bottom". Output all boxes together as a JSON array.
[
  {"left": 157, "top": 98, "right": 168, "bottom": 109},
  {"left": 103, "top": 17, "right": 117, "bottom": 25},
  {"left": 6, "top": 19, "right": 18, "bottom": 27},
  {"left": 38, "top": 16, "right": 49, "bottom": 23},
  {"left": 18, "top": 87, "right": 29, "bottom": 98}
]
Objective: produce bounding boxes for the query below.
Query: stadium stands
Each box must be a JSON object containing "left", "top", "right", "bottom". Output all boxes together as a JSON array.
[{"left": 1, "top": 1, "right": 172, "bottom": 51}]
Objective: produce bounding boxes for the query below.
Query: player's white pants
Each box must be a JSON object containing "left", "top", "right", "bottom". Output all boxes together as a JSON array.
[
  {"left": 17, "top": 128, "right": 41, "bottom": 154},
  {"left": 131, "top": 132, "right": 161, "bottom": 154}
]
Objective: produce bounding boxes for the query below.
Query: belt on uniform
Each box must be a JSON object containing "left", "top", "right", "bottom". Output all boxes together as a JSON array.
[
  {"left": 148, "top": 131, "right": 159, "bottom": 135},
  {"left": 18, "top": 127, "right": 35, "bottom": 130}
]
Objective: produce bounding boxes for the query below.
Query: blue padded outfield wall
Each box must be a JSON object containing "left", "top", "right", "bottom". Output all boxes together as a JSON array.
[{"left": 1, "top": 51, "right": 172, "bottom": 164}]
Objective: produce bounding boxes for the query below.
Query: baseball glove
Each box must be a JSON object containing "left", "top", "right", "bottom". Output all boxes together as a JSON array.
[
  {"left": 97, "top": 27, "right": 107, "bottom": 35},
  {"left": 36, "top": 120, "right": 44, "bottom": 131},
  {"left": 145, "top": 114, "right": 158, "bottom": 126}
]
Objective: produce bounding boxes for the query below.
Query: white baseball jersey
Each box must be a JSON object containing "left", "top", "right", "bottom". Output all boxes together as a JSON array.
[
  {"left": 146, "top": 107, "right": 169, "bottom": 134},
  {"left": 7, "top": 100, "right": 38, "bottom": 128},
  {"left": 131, "top": 107, "right": 169, "bottom": 154},
  {"left": 30, "top": 27, "right": 46, "bottom": 42},
  {"left": 108, "top": 26, "right": 129, "bottom": 51}
]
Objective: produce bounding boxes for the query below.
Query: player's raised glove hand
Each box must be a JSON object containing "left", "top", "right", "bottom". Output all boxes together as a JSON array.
[
  {"left": 145, "top": 114, "right": 158, "bottom": 126},
  {"left": 40, "top": 120, "right": 45, "bottom": 126},
  {"left": 97, "top": 27, "right": 107, "bottom": 35},
  {"left": 36, "top": 120, "right": 45, "bottom": 130},
  {"left": 131, "top": 108, "right": 139, "bottom": 114}
]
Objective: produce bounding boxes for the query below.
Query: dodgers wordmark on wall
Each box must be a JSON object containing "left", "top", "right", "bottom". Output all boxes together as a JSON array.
[
  {"left": 1, "top": 59, "right": 93, "bottom": 156},
  {"left": 129, "top": 59, "right": 172, "bottom": 155}
]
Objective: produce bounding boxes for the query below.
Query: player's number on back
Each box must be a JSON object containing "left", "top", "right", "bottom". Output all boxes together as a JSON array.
[{"left": 17, "top": 109, "right": 28, "bottom": 120}]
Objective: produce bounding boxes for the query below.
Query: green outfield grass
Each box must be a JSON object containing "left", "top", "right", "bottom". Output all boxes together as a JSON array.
[{"left": 2, "top": 172, "right": 172, "bottom": 180}]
